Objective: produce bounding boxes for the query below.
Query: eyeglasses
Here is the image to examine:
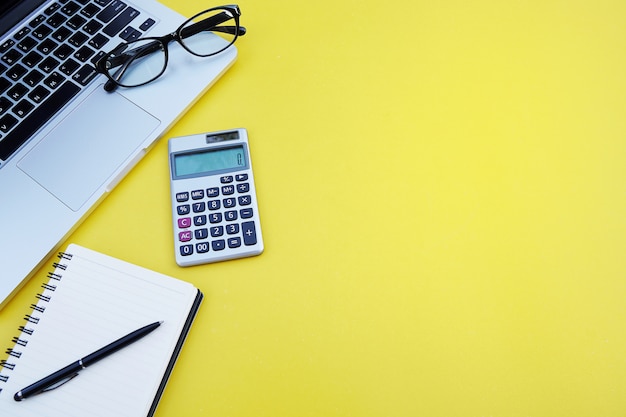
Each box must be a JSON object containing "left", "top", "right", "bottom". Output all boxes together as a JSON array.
[{"left": 95, "top": 5, "right": 246, "bottom": 92}]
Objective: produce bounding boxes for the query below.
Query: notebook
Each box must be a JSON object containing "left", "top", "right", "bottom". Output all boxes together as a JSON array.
[
  {"left": 0, "top": 0, "right": 240, "bottom": 308},
  {"left": 0, "top": 243, "right": 203, "bottom": 417}
]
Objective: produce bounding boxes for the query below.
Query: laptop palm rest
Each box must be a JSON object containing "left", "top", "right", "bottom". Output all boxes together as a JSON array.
[{"left": 17, "top": 88, "right": 160, "bottom": 211}]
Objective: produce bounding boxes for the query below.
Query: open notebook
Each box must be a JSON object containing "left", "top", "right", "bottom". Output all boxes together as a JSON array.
[{"left": 0, "top": 244, "right": 203, "bottom": 417}]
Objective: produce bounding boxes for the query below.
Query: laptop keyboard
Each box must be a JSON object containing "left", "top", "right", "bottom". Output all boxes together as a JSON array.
[{"left": 0, "top": 0, "right": 156, "bottom": 165}]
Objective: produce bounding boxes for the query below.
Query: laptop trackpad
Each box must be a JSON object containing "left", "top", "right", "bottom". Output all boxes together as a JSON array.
[{"left": 18, "top": 88, "right": 160, "bottom": 211}]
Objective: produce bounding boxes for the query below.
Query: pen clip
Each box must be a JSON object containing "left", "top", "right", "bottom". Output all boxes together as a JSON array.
[{"left": 41, "top": 372, "right": 79, "bottom": 393}]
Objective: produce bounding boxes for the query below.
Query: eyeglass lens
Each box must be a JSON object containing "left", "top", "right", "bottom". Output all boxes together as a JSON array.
[
  {"left": 180, "top": 8, "right": 239, "bottom": 56},
  {"left": 102, "top": 7, "right": 239, "bottom": 88}
]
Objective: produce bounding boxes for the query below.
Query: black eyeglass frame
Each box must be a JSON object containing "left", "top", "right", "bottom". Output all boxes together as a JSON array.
[{"left": 95, "top": 5, "right": 246, "bottom": 92}]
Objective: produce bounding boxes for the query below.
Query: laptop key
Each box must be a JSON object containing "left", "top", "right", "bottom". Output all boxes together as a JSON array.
[
  {"left": 0, "top": 81, "right": 80, "bottom": 161},
  {"left": 0, "top": 114, "right": 18, "bottom": 134},
  {"left": 67, "top": 15, "right": 87, "bottom": 30},
  {"left": 24, "top": 70, "right": 45, "bottom": 87},
  {"left": 8, "top": 83, "right": 28, "bottom": 100},
  {"left": 28, "top": 85, "right": 51, "bottom": 103},
  {"left": 54, "top": 44, "right": 75, "bottom": 60},
  {"left": 61, "top": 2, "right": 82, "bottom": 16},
  {"left": 68, "top": 32, "right": 89, "bottom": 47},
  {"left": 60, "top": 58, "right": 80, "bottom": 75},
  {"left": 7, "top": 64, "right": 28, "bottom": 81},
  {"left": 0, "top": 97, "right": 11, "bottom": 114},
  {"left": 38, "top": 39, "right": 59, "bottom": 55},
  {"left": 39, "top": 56, "right": 60, "bottom": 73},
  {"left": 104, "top": 7, "right": 139, "bottom": 37},
  {"left": 72, "top": 64, "right": 98, "bottom": 85},
  {"left": 47, "top": 13, "right": 68, "bottom": 28},
  {"left": 44, "top": 4, "right": 62, "bottom": 16},
  {"left": 2, "top": 50, "right": 23, "bottom": 65},
  {"left": 139, "top": 19, "right": 156, "bottom": 32},
  {"left": 44, "top": 72, "right": 65, "bottom": 89},
  {"left": 53, "top": 26, "right": 72, "bottom": 42},
  {"left": 120, "top": 27, "right": 141, "bottom": 41},
  {"left": 84, "top": 20, "right": 104, "bottom": 35},
  {"left": 82, "top": 4, "right": 102, "bottom": 18},
  {"left": 29, "top": 15, "right": 46, "bottom": 28},
  {"left": 23, "top": 51, "right": 44, "bottom": 68},
  {"left": 32, "top": 24, "right": 53, "bottom": 40},
  {"left": 13, "top": 100, "right": 35, "bottom": 118},
  {"left": 13, "top": 28, "right": 31, "bottom": 41},
  {"left": 74, "top": 46, "right": 95, "bottom": 62},
  {"left": 17, "top": 37, "right": 37, "bottom": 53},
  {"left": 1, "top": 40, "right": 15, "bottom": 53},
  {"left": 0, "top": 78, "right": 10, "bottom": 94},
  {"left": 89, "top": 33, "right": 109, "bottom": 49},
  {"left": 97, "top": 1, "right": 126, "bottom": 23}
]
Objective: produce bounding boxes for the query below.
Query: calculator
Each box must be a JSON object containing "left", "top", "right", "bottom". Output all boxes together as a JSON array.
[{"left": 168, "top": 129, "right": 264, "bottom": 266}]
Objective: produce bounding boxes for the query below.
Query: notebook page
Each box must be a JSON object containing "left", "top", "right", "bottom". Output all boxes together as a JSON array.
[{"left": 0, "top": 244, "right": 200, "bottom": 417}]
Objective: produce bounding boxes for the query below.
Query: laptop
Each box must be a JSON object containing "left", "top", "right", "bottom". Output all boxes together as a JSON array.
[{"left": 0, "top": 0, "right": 240, "bottom": 308}]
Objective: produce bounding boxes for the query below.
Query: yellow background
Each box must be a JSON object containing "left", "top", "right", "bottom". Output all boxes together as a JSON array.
[{"left": 2, "top": 0, "right": 626, "bottom": 415}]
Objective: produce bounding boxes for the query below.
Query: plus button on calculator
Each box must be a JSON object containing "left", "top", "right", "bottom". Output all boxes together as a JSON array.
[{"left": 168, "top": 129, "right": 264, "bottom": 266}]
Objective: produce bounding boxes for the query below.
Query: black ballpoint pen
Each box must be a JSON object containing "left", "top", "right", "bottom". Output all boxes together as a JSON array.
[{"left": 14, "top": 321, "right": 163, "bottom": 401}]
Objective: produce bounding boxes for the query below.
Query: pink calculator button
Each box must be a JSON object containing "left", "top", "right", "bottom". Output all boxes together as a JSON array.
[
  {"left": 179, "top": 231, "right": 192, "bottom": 242},
  {"left": 178, "top": 218, "right": 191, "bottom": 228}
]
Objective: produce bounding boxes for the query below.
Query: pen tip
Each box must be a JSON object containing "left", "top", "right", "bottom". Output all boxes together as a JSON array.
[{"left": 158, "top": 320, "right": 164, "bottom": 324}]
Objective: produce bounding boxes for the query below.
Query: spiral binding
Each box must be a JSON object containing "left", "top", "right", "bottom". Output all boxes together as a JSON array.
[{"left": 0, "top": 251, "right": 73, "bottom": 394}]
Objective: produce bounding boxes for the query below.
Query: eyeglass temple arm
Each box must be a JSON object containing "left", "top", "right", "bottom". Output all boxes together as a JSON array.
[
  {"left": 100, "top": 41, "right": 163, "bottom": 70},
  {"left": 98, "top": 43, "right": 163, "bottom": 91},
  {"left": 211, "top": 26, "right": 246, "bottom": 36},
  {"left": 180, "top": 11, "right": 246, "bottom": 39}
]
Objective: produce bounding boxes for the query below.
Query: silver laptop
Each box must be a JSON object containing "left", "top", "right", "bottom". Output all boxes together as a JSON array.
[{"left": 0, "top": 0, "right": 241, "bottom": 308}]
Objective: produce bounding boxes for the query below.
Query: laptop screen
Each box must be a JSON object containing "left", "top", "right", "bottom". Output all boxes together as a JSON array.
[{"left": 0, "top": 0, "right": 47, "bottom": 36}]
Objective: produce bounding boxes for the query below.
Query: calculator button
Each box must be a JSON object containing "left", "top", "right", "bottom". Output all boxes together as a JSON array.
[
  {"left": 191, "top": 189, "right": 204, "bottom": 199},
  {"left": 177, "top": 204, "right": 190, "bottom": 215},
  {"left": 179, "top": 231, "right": 192, "bottom": 242},
  {"left": 235, "top": 174, "right": 248, "bottom": 181},
  {"left": 225, "top": 210, "right": 238, "bottom": 221},
  {"left": 176, "top": 192, "right": 189, "bottom": 202},
  {"left": 180, "top": 245, "right": 193, "bottom": 256},
  {"left": 240, "top": 208, "right": 253, "bottom": 219},
  {"left": 178, "top": 218, "right": 191, "bottom": 228},
  {"left": 226, "top": 223, "right": 239, "bottom": 234},
  {"left": 192, "top": 202, "right": 206, "bottom": 213},
  {"left": 228, "top": 237, "right": 241, "bottom": 248},
  {"left": 209, "top": 213, "right": 222, "bottom": 223},
  {"left": 238, "top": 196, "right": 251, "bottom": 206},
  {"left": 220, "top": 176, "right": 233, "bottom": 183},
  {"left": 194, "top": 215, "right": 207, "bottom": 226},
  {"left": 196, "top": 242, "right": 210, "bottom": 253},
  {"left": 223, "top": 198, "right": 236, "bottom": 208},
  {"left": 211, "top": 226, "right": 224, "bottom": 237},
  {"left": 212, "top": 240, "right": 226, "bottom": 251},
  {"left": 242, "top": 221, "right": 257, "bottom": 245},
  {"left": 207, "top": 187, "right": 219, "bottom": 197},
  {"left": 222, "top": 185, "right": 235, "bottom": 195},
  {"left": 236, "top": 183, "right": 249, "bottom": 193},
  {"left": 195, "top": 228, "right": 208, "bottom": 239},
  {"left": 208, "top": 200, "right": 221, "bottom": 210}
]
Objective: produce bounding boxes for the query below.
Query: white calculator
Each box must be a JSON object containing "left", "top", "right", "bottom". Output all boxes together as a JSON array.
[{"left": 168, "top": 129, "right": 264, "bottom": 266}]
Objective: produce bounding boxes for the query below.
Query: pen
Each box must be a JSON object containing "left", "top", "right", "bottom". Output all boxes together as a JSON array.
[{"left": 14, "top": 321, "right": 163, "bottom": 401}]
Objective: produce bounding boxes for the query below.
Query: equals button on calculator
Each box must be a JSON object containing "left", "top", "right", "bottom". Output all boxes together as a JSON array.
[{"left": 168, "top": 129, "right": 264, "bottom": 266}]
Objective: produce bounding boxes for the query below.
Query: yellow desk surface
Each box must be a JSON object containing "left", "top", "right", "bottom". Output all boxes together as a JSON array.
[{"left": 2, "top": 1, "right": 625, "bottom": 415}]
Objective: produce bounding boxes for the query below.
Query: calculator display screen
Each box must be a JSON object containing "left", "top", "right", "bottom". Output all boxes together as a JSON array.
[{"left": 174, "top": 145, "right": 247, "bottom": 178}]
